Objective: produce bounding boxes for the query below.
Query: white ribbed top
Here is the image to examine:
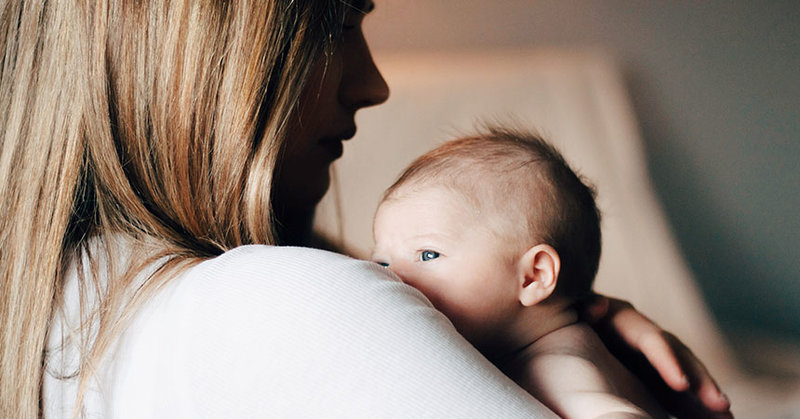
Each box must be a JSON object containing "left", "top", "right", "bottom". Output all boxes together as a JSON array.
[{"left": 44, "top": 244, "right": 554, "bottom": 418}]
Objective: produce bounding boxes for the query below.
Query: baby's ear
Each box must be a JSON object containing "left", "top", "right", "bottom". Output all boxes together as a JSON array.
[{"left": 517, "top": 244, "right": 560, "bottom": 307}]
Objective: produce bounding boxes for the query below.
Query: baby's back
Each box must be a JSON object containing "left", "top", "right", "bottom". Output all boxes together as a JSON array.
[{"left": 508, "top": 322, "right": 667, "bottom": 419}]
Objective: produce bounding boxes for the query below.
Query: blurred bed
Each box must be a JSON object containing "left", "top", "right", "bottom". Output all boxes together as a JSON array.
[{"left": 315, "top": 49, "right": 800, "bottom": 418}]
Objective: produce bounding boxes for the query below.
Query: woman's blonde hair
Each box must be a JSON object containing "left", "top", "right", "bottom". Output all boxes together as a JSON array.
[{"left": 0, "top": 0, "right": 356, "bottom": 416}]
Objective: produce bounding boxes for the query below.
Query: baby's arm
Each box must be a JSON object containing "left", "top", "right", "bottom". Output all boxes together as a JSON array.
[{"left": 521, "top": 353, "right": 656, "bottom": 419}]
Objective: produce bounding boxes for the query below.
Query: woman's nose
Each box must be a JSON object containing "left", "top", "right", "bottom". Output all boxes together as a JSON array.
[{"left": 339, "top": 32, "right": 390, "bottom": 110}]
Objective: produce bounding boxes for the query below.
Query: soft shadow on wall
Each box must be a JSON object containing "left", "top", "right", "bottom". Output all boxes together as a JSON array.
[{"left": 362, "top": 1, "right": 800, "bottom": 342}]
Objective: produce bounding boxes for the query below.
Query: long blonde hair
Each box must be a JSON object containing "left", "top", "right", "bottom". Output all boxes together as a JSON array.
[{"left": 0, "top": 0, "right": 353, "bottom": 416}]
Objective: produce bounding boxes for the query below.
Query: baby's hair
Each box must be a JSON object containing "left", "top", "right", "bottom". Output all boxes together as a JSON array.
[{"left": 382, "top": 126, "right": 601, "bottom": 300}]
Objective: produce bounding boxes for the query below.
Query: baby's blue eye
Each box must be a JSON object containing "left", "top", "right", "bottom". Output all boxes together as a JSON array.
[
  {"left": 376, "top": 261, "right": 389, "bottom": 268},
  {"left": 420, "top": 250, "right": 440, "bottom": 262}
]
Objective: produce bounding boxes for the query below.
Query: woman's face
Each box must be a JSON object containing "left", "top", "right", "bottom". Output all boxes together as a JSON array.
[{"left": 274, "top": 1, "right": 389, "bottom": 214}]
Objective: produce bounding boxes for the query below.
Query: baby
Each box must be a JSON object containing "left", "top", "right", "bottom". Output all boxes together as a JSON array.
[{"left": 371, "top": 127, "right": 666, "bottom": 418}]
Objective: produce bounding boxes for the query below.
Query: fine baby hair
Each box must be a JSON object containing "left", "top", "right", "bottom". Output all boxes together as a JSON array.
[{"left": 382, "top": 125, "right": 602, "bottom": 300}]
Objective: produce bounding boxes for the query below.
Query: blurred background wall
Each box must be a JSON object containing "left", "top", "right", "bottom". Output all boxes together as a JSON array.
[{"left": 363, "top": 1, "right": 799, "bottom": 342}]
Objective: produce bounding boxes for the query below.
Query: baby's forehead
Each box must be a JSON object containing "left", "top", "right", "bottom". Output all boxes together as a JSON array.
[
  {"left": 382, "top": 180, "right": 526, "bottom": 230},
  {"left": 378, "top": 186, "right": 457, "bottom": 221},
  {"left": 382, "top": 181, "right": 478, "bottom": 210},
  {"left": 374, "top": 184, "right": 478, "bottom": 238}
]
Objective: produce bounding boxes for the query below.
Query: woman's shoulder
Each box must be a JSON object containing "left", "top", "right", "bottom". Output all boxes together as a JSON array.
[
  {"left": 92, "top": 244, "right": 549, "bottom": 418},
  {"left": 102, "top": 246, "right": 450, "bottom": 416},
  {"left": 138, "top": 244, "right": 427, "bottom": 335},
  {"left": 200, "top": 244, "right": 378, "bottom": 277},
  {"left": 121, "top": 244, "right": 436, "bottom": 357},
  {"left": 177, "top": 244, "right": 411, "bottom": 303}
]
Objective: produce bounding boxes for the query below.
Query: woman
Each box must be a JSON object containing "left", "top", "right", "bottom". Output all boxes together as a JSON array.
[{"left": 0, "top": 0, "right": 730, "bottom": 417}]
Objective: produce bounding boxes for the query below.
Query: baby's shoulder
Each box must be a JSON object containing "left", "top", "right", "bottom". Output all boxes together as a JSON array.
[
  {"left": 530, "top": 322, "right": 635, "bottom": 388},
  {"left": 524, "top": 323, "right": 667, "bottom": 418},
  {"left": 531, "top": 322, "right": 605, "bottom": 360},
  {"left": 524, "top": 349, "right": 651, "bottom": 419},
  {"left": 526, "top": 345, "right": 607, "bottom": 389}
]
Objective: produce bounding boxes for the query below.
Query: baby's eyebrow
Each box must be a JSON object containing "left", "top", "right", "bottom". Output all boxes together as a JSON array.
[{"left": 408, "top": 232, "right": 452, "bottom": 242}]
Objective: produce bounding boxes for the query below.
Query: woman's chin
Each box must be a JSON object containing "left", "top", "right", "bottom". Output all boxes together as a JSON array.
[{"left": 275, "top": 171, "right": 330, "bottom": 213}]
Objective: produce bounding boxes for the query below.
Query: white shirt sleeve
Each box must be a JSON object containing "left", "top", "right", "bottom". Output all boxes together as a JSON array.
[{"left": 99, "top": 245, "right": 556, "bottom": 418}]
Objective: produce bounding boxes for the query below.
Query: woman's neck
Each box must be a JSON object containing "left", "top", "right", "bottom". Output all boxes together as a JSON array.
[{"left": 273, "top": 206, "right": 314, "bottom": 247}]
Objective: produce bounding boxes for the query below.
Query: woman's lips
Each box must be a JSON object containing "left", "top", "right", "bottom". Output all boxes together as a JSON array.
[{"left": 320, "top": 127, "right": 356, "bottom": 160}]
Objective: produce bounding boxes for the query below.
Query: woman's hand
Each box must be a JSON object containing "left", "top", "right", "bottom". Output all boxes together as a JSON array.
[{"left": 581, "top": 294, "right": 733, "bottom": 418}]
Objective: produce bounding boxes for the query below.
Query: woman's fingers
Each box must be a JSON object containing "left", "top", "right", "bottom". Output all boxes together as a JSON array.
[
  {"left": 579, "top": 293, "right": 610, "bottom": 323},
  {"left": 584, "top": 295, "right": 733, "bottom": 416},
  {"left": 638, "top": 331, "right": 690, "bottom": 392},
  {"left": 620, "top": 312, "right": 731, "bottom": 413},
  {"left": 605, "top": 301, "right": 690, "bottom": 391},
  {"left": 665, "top": 332, "right": 731, "bottom": 413}
]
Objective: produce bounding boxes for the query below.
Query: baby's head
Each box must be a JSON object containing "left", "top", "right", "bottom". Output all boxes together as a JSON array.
[{"left": 372, "top": 127, "right": 601, "bottom": 349}]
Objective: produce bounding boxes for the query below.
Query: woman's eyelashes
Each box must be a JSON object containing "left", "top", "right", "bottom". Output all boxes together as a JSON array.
[
  {"left": 342, "top": 14, "right": 363, "bottom": 32},
  {"left": 338, "top": 20, "right": 360, "bottom": 42},
  {"left": 419, "top": 250, "right": 440, "bottom": 262}
]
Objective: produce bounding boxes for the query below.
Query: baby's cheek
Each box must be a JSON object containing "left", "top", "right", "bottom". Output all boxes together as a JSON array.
[
  {"left": 441, "top": 307, "right": 491, "bottom": 345},
  {"left": 401, "top": 279, "right": 456, "bottom": 314},
  {"left": 398, "top": 273, "right": 487, "bottom": 331},
  {"left": 449, "top": 293, "right": 513, "bottom": 337},
  {"left": 430, "top": 293, "right": 484, "bottom": 328}
]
